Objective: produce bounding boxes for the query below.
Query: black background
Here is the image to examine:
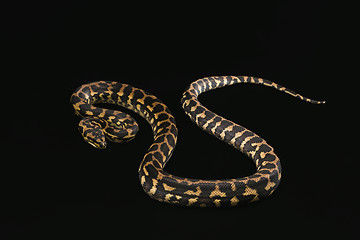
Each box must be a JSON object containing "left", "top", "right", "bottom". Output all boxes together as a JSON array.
[{"left": 2, "top": 1, "right": 354, "bottom": 239}]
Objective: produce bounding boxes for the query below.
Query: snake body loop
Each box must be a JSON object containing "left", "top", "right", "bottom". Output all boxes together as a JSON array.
[{"left": 70, "top": 76, "right": 325, "bottom": 207}]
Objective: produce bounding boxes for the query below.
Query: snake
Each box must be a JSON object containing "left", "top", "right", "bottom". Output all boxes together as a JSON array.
[{"left": 70, "top": 76, "right": 325, "bottom": 207}]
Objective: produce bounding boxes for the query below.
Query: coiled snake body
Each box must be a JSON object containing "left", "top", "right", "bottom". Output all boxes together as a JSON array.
[{"left": 71, "top": 76, "right": 325, "bottom": 207}]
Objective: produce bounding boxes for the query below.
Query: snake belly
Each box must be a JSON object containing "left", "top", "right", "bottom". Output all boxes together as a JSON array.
[{"left": 71, "top": 76, "right": 325, "bottom": 207}]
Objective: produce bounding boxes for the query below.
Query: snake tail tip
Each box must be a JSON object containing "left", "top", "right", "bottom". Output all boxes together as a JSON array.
[{"left": 311, "top": 99, "right": 326, "bottom": 104}]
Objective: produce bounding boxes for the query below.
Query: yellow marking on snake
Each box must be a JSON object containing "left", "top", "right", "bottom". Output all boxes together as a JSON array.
[
  {"left": 209, "top": 185, "right": 227, "bottom": 198},
  {"left": 184, "top": 186, "right": 202, "bottom": 196},
  {"left": 163, "top": 183, "right": 176, "bottom": 192}
]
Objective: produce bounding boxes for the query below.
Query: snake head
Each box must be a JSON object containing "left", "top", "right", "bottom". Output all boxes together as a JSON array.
[{"left": 78, "top": 117, "right": 107, "bottom": 149}]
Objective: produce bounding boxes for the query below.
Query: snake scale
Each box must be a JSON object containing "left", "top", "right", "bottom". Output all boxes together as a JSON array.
[{"left": 70, "top": 76, "right": 325, "bottom": 207}]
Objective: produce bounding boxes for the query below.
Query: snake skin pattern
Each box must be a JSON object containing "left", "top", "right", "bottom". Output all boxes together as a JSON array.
[{"left": 70, "top": 76, "right": 325, "bottom": 207}]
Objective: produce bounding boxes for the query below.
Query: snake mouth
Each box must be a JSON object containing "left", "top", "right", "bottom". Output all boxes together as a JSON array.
[{"left": 84, "top": 137, "right": 107, "bottom": 149}]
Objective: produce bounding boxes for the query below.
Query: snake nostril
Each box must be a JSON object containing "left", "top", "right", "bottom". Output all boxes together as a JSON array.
[{"left": 99, "top": 141, "right": 107, "bottom": 149}]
